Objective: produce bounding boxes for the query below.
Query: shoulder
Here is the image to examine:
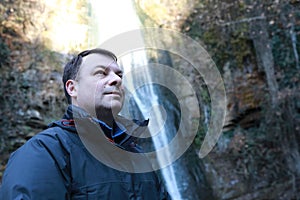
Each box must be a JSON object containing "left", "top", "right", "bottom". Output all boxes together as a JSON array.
[
  {"left": 9, "top": 126, "right": 77, "bottom": 162},
  {"left": 0, "top": 129, "right": 73, "bottom": 199},
  {"left": 4, "top": 126, "right": 77, "bottom": 179},
  {"left": 28, "top": 127, "right": 71, "bottom": 149},
  {"left": 37, "top": 126, "right": 73, "bottom": 142}
]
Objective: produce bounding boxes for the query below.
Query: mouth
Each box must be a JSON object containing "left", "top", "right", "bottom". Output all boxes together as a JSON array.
[
  {"left": 105, "top": 91, "right": 121, "bottom": 96},
  {"left": 103, "top": 86, "right": 124, "bottom": 97}
]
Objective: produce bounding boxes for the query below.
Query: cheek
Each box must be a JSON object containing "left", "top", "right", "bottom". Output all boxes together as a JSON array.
[
  {"left": 78, "top": 81, "right": 98, "bottom": 98},
  {"left": 94, "top": 81, "right": 107, "bottom": 99},
  {"left": 121, "top": 86, "right": 125, "bottom": 94},
  {"left": 95, "top": 80, "right": 105, "bottom": 90}
]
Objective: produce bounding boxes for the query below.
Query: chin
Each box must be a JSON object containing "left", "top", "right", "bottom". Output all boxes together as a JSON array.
[
  {"left": 110, "top": 105, "right": 123, "bottom": 115},
  {"left": 98, "top": 103, "right": 123, "bottom": 115}
]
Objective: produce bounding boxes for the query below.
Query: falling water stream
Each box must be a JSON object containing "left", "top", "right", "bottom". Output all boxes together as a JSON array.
[{"left": 89, "top": 0, "right": 182, "bottom": 199}]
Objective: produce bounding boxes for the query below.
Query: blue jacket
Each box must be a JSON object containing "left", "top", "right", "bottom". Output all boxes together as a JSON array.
[{"left": 0, "top": 106, "right": 170, "bottom": 200}]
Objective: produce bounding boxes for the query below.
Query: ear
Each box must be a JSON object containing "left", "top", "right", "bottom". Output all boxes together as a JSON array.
[{"left": 65, "top": 80, "right": 78, "bottom": 99}]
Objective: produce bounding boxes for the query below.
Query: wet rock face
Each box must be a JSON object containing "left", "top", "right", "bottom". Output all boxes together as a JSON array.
[
  {"left": 136, "top": 1, "right": 300, "bottom": 199},
  {"left": 0, "top": 0, "right": 69, "bottom": 181},
  {"left": 223, "top": 66, "right": 267, "bottom": 131},
  {"left": 135, "top": 0, "right": 196, "bottom": 30},
  {"left": 1, "top": 1, "right": 299, "bottom": 199}
]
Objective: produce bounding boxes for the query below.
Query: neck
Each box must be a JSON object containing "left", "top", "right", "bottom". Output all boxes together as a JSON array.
[{"left": 96, "top": 109, "right": 116, "bottom": 127}]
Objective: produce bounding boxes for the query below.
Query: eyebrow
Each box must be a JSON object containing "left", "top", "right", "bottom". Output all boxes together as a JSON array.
[
  {"left": 93, "top": 65, "right": 123, "bottom": 74},
  {"left": 93, "top": 65, "right": 107, "bottom": 70}
]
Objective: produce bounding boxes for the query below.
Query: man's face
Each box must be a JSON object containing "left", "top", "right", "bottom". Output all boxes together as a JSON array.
[{"left": 73, "top": 53, "right": 124, "bottom": 117}]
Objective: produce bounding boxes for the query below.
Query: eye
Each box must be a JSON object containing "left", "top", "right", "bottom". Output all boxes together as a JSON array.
[
  {"left": 94, "top": 70, "right": 107, "bottom": 76},
  {"left": 117, "top": 72, "right": 123, "bottom": 78}
]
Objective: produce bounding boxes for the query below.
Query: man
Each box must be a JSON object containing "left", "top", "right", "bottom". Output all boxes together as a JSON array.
[{"left": 0, "top": 48, "right": 170, "bottom": 199}]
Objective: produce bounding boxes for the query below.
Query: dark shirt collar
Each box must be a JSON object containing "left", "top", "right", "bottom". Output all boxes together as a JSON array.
[{"left": 93, "top": 118, "right": 126, "bottom": 139}]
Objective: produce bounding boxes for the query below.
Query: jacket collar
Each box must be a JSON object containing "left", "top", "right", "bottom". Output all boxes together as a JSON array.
[{"left": 48, "top": 105, "right": 149, "bottom": 146}]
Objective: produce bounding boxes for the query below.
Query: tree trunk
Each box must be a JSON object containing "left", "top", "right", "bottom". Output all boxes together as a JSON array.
[{"left": 249, "top": 15, "right": 279, "bottom": 107}]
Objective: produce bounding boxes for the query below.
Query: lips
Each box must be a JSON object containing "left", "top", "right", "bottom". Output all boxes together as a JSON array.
[
  {"left": 105, "top": 91, "right": 121, "bottom": 96},
  {"left": 103, "top": 88, "right": 122, "bottom": 96}
]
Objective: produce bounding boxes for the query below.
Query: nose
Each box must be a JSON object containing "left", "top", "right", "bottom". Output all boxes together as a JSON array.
[{"left": 108, "top": 71, "right": 122, "bottom": 86}]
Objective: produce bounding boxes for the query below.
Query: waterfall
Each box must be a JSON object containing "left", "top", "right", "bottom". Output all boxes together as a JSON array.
[
  {"left": 120, "top": 53, "right": 182, "bottom": 200},
  {"left": 204, "top": 105, "right": 210, "bottom": 129},
  {"left": 89, "top": 0, "right": 182, "bottom": 199}
]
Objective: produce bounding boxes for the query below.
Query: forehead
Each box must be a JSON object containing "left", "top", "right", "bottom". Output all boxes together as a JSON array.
[{"left": 80, "top": 53, "right": 120, "bottom": 72}]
